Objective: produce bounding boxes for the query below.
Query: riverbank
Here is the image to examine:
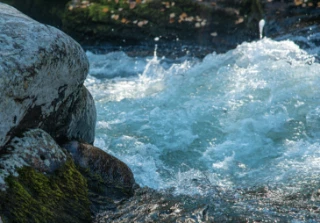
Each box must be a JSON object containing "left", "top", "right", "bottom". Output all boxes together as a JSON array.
[{"left": 3, "top": 0, "right": 320, "bottom": 56}]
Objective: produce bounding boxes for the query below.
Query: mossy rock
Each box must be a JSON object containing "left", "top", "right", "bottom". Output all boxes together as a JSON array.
[
  {"left": 62, "top": 141, "right": 136, "bottom": 214},
  {"left": 0, "top": 158, "right": 91, "bottom": 223},
  {"left": 63, "top": 0, "right": 215, "bottom": 44}
]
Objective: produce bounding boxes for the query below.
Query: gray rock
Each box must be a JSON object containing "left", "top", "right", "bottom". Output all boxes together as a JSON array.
[
  {"left": 41, "top": 86, "right": 96, "bottom": 144},
  {"left": 0, "top": 129, "right": 67, "bottom": 191},
  {"left": 0, "top": 3, "right": 95, "bottom": 148}
]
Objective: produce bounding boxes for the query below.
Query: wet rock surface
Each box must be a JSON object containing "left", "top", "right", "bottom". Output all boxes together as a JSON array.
[
  {"left": 63, "top": 141, "right": 136, "bottom": 214},
  {"left": 94, "top": 187, "right": 215, "bottom": 223},
  {"left": 94, "top": 184, "right": 320, "bottom": 223}
]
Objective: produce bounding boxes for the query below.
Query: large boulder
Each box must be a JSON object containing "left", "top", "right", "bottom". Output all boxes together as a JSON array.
[{"left": 0, "top": 3, "right": 96, "bottom": 148}]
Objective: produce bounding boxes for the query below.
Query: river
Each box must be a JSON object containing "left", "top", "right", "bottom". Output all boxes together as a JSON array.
[{"left": 86, "top": 37, "right": 320, "bottom": 221}]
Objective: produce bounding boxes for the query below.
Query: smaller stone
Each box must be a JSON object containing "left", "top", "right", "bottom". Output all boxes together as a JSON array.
[
  {"left": 63, "top": 141, "right": 136, "bottom": 199},
  {"left": 0, "top": 129, "right": 67, "bottom": 190}
]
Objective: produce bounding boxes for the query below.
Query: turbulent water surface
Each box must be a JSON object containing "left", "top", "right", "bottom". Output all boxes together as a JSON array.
[{"left": 85, "top": 38, "right": 320, "bottom": 220}]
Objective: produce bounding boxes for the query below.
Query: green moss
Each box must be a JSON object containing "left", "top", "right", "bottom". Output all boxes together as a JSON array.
[
  {"left": 88, "top": 4, "right": 111, "bottom": 22},
  {"left": 63, "top": 0, "right": 214, "bottom": 42},
  {"left": 0, "top": 158, "right": 91, "bottom": 223},
  {"left": 81, "top": 167, "right": 105, "bottom": 195},
  {"left": 1, "top": 0, "right": 69, "bottom": 27}
]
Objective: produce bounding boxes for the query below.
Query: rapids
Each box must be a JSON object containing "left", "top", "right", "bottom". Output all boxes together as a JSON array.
[{"left": 85, "top": 38, "right": 320, "bottom": 199}]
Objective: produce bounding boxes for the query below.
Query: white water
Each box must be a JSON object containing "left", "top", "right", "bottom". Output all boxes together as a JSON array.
[{"left": 85, "top": 38, "right": 320, "bottom": 195}]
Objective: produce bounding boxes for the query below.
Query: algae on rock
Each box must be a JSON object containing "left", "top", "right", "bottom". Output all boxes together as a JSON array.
[{"left": 0, "top": 159, "right": 91, "bottom": 223}]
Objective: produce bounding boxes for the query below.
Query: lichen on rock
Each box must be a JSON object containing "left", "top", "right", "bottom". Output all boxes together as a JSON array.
[
  {"left": 0, "top": 158, "right": 91, "bottom": 223},
  {"left": 0, "top": 129, "right": 67, "bottom": 191},
  {"left": 0, "top": 2, "right": 95, "bottom": 148}
]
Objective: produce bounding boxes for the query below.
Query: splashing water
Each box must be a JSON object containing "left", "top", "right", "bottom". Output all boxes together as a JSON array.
[
  {"left": 259, "top": 19, "right": 265, "bottom": 39},
  {"left": 85, "top": 39, "right": 320, "bottom": 198}
]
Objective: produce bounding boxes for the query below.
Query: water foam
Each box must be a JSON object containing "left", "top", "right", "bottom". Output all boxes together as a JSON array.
[{"left": 85, "top": 38, "right": 320, "bottom": 195}]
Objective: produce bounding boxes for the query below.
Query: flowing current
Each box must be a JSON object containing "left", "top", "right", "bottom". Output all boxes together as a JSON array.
[{"left": 85, "top": 38, "right": 320, "bottom": 198}]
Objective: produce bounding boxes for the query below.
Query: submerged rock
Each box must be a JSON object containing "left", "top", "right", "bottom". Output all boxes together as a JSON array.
[
  {"left": 0, "top": 3, "right": 95, "bottom": 148},
  {"left": 63, "top": 141, "right": 136, "bottom": 213},
  {"left": 94, "top": 184, "right": 320, "bottom": 223},
  {"left": 94, "top": 187, "right": 215, "bottom": 223}
]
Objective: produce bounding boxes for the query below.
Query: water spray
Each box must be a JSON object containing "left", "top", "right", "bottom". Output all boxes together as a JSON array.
[{"left": 259, "top": 19, "right": 265, "bottom": 39}]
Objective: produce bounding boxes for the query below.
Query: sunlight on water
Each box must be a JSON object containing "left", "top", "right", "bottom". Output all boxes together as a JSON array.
[{"left": 85, "top": 38, "right": 320, "bottom": 195}]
